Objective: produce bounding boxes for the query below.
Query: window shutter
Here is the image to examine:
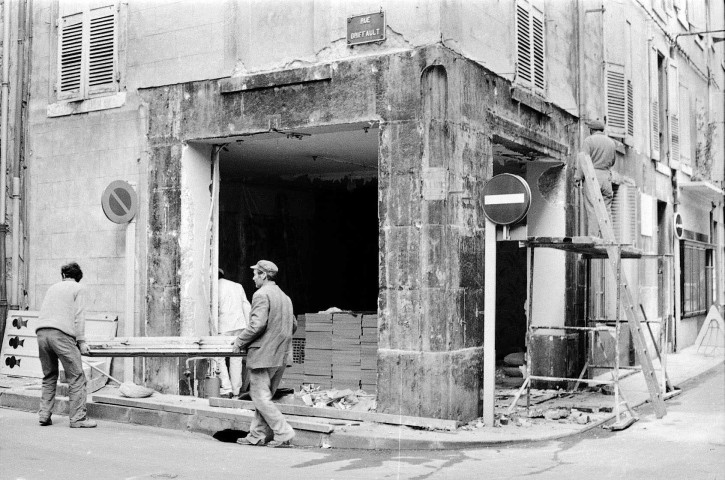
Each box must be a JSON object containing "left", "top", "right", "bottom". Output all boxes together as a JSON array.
[
  {"left": 650, "top": 48, "right": 660, "bottom": 161},
  {"left": 88, "top": 6, "right": 117, "bottom": 95},
  {"left": 679, "top": 84, "right": 691, "bottom": 165},
  {"left": 516, "top": 2, "right": 532, "bottom": 88},
  {"left": 688, "top": 0, "right": 705, "bottom": 30},
  {"left": 531, "top": 6, "right": 545, "bottom": 95},
  {"left": 611, "top": 185, "right": 637, "bottom": 246},
  {"left": 605, "top": 63, "right": 626, "bottom": 137},
  {"left": 668, "top": 62, "right": 680, "bottom": 164},
  {"left": 627, "top": 80, "right": 634, "bottom": 137},
  {"left": 58, "top": 12, "right": 84, "bottom": 100}
]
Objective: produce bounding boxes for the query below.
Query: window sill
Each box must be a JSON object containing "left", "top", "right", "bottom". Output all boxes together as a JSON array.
[
  {"left": 510, "top": 85, "right": 551, "bottom": 116},
  {"left": 47, "top": 92, "right": 126, "bottom": 118}
]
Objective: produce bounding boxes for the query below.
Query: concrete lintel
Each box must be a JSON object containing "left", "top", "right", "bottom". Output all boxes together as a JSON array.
[
  {"left": 219, "top": 64, "right": 333, "bottom": 93},
  {"left": 489, "top": 114, "right": 569, "bottom": 159}
]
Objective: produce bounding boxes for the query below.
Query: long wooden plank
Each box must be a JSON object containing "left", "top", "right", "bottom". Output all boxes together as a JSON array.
[
  {"left": 209, "top": 397, "right": 459, "bottom": 430},
  {"left": 92, "top": 394, "right": 333, "bottom": 433},
  {"left": 578, "top": 153, "right": 666, "bottom": 418},
  {"left": 84, "top": 336, "right": 246, "bottom": 357}
]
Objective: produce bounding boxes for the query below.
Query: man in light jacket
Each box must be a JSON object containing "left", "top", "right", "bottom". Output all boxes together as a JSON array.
[
  {"left": 35, "top": 262, "right": 97, "bottom": 428},
  {"left": 233, "top": 260, "right": 297, "bottom": 447},
  {"left": 217, "top": 268, "right": 251, "bottom": 398}
]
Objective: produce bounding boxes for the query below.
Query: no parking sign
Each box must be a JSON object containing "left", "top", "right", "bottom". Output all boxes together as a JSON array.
[{"left": 102, "top": 180, "right": 137, "bottom": 224}]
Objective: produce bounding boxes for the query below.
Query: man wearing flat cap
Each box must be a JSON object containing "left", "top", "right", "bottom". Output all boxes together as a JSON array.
[
  {"left": 233, "top": 260, "right": 297, "bottom": 447},
  {"left": 576, "top": 119, "right": 617, "bottom": 236}
]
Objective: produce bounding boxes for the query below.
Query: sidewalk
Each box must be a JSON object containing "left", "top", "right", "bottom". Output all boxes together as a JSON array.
[{"left": 1, "top": 345, "right": 722, "bottom": 450}]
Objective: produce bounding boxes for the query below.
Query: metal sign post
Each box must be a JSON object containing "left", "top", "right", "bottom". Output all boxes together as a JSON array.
[
  {"left": 483, "top": 217, "right": 497, "bottom": 426},
  {"left": 481, "top": 174, "right": 532, "bottom": 426},
  {"left": 102, "top": 180, "right": 138, "bottom": 382}
]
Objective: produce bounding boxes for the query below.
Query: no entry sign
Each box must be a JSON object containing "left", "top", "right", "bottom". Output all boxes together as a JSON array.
[
  {"left": 102, "top": 180, "right": 137, "bottom": 224},
  {"left": 482, "top": 174, "right": 531, "bottom": 225},
  {"left": 674, "top": 212, "right": 684, "bottom": 239}
]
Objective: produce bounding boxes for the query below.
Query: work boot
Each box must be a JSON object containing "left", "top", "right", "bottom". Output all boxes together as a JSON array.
[
  {"left": 267, "top": 430, "right": 295, "bottom": 448},
  {"left": 39, "top": 417, "right": 52, "bottom": 426},
  {"left": 70, "top": 419, "right": 97, "bottom": 428}
]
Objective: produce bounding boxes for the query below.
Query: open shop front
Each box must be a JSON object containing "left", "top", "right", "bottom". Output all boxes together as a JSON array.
[{"left": 214, "top": 122, "right": 380, "bottom": 393}]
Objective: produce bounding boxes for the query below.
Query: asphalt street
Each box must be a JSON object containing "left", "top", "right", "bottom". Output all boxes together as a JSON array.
[{"left": 1, "top": 364, "right": 723, "bottom": 480}]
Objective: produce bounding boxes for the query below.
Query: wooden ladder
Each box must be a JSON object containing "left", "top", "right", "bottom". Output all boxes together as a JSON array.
[{"left": 578, "top": 152, "right": 667, "bottom": 419}]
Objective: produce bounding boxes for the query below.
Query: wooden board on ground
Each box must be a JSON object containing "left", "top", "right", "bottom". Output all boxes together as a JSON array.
[
  {"left": 92, "top": 393, "right": 334, "bottom": 433},
  {"left": 209, "top": 397, "right": 459, "bottom": 430}
]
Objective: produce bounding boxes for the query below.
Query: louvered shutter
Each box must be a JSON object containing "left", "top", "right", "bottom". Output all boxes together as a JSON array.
[
  {"left": 516, "top": 2, "right": 532, "bottom": 88},
  {"left": 605, "top": 63, "right": 626, "bottom": 137},
  {"left": 58, "top": 12, "right": 84, "bottom": 100},
  {"left": 650, "top": 48, "right": 660, "bottom": 161},
  {"left": 88, "top": 5, "right": 117, "bottom": 95},
  {"left": 627, "top": 80, "right": 634, "bottom": 137},
  {"left": 668, "top": 62, "right": 680, "bottom": 164},
  {"left": 611, "top": 185, "right": 637, "bottom": 246},
  {"left": 679, "top": 84, "right": 691, "bottom": 165},
  {"left": 531, "top": 6, "right": 545, "bottom": 95}
]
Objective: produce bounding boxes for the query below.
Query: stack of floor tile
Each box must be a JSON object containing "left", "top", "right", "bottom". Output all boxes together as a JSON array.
[
  {"left": 360, "top": 314, "right": 378, "bottom": 393},
  {"left": 331, "top": 313, "right": 362, "bottom": 390},
  {"left": 302, "top": 313, "right": 333, "bottom": 388}
]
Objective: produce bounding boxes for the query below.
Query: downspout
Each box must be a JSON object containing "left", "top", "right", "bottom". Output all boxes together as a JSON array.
[
  {"left": 0, "top": 0, "right": 13, "bottom": 339},
  {"left": 576, "top": 0, "right": 586, "bottom": 236},
  {"left": 11, "top": 0, "right": 29, "bottom": 310}
]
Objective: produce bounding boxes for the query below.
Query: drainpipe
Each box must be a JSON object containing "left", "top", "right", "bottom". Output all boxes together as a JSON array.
[
  {"left": 10, "top": 177, "right": 20, "bottom": 307},
  {"left": 0, "top": 0, "right": 13, "bottom": 340}
]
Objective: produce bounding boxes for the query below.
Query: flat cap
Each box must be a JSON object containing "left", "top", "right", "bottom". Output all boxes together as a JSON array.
[
  {"left": 250, "top": 260, "right": 278, "bottom": 275},
  {"left": 587, "top": 119, "right": 605, "bottom": 131}
]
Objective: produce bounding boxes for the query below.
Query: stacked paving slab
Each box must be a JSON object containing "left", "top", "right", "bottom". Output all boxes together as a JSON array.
[{"left": 301, "top": 312, "right": 378, "bottom": 392}]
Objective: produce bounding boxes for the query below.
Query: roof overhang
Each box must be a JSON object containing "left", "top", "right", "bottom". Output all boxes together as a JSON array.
[{"left": 679, "top": 181, "right": 725, "bottom": 205}]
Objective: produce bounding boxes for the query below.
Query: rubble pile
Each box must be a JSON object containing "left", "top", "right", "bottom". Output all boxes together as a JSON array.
[{"left": 297, "top": 385, "right": 376, "bottom": 411}]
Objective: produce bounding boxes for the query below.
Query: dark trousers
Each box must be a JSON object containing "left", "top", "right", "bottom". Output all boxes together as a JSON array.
[{"left": 37, "top": 328, "right": 88, "bottom": 424}]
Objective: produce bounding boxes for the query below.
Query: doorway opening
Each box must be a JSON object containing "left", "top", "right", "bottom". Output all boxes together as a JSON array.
[
  {"left": 215, "top": 122, "right": 380, "bottom": 390},
  {"left": 491, "top": 143, "right": 530, "bottom": 387}
]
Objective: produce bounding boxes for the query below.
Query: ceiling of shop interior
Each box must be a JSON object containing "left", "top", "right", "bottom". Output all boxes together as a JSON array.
[
  {"left": 214, "top": 124, "right": 535, "bottom": 180},
  {"left": 219, "top": 123, "right": 379, "bottom": 179}
]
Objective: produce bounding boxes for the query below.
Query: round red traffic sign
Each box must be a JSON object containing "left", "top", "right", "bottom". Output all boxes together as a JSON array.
[
  {"left": 482, "top": 174, "right": 532, "bottom": 225},
  {"left": 102, "top": 180, "right": 137, "bottom": 224}
]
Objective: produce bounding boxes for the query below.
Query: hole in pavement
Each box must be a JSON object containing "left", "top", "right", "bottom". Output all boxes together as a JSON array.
[{"left": 213, "top": 429, "right": 247, "bottom": 443}]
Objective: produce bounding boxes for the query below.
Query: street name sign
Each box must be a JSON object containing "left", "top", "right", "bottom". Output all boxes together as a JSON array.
[{"left": 347, "top": 12, "right": 385, "bottom": 45}]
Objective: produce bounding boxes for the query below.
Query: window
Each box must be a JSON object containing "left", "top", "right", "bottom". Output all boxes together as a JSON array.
[
  {"left": 57, "top": 4, "right": 118, "bottom": 101},
  {"left": 515, "top": 0, "right": 545, "bottom": 96},
  {"left": 681, "top": 241, "right": 713, "bottom": 316}
]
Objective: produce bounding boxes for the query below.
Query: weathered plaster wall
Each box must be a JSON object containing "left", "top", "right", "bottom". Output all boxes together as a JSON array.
[{"left": 179, "top": 143, "right": 213, "bottom": 337}]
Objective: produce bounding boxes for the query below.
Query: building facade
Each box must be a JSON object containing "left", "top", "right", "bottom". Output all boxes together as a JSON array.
[{"left": 0, "top": 0, "right": 722, "bottom": 421}]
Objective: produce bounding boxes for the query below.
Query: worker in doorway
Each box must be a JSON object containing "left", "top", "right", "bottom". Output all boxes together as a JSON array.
[
  {"left": 576, "top": 119, "right": 617, "bottom": 237},
  {"left": 217, "top": 268, "right": 251, "bottom": 398},
  {"left": 35, "top": 262, "right": 97, "bottom": 428},
  {"left": 232, "top": 260, "right": 297, "bottom": 447}
]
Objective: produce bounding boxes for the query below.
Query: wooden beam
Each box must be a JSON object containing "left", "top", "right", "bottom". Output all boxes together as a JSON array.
[
  {"left": 92, "top": 393, "right": 334, "bottom": 433},
  {"left": 84, "top": 336, "right": 246, "bottom": 357},
  {"left": 209, "top": 397, "right": 460, "bottom": 430}
]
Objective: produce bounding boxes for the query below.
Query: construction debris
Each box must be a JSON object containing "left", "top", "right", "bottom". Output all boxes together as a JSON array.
[{"left": 297, "top": 385, "right": 375, "bottom": 411}]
